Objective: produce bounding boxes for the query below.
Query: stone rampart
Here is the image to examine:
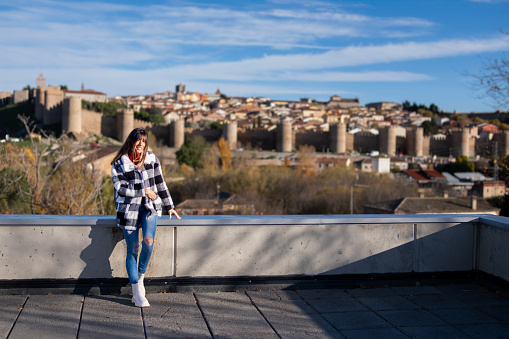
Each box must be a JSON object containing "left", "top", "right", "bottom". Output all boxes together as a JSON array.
[
  {"left": 0, "top": 92, "right": 10, "bottom": 107},
  {"left": 353, "top": 132, "right": 378, "bottom": 153},
  {"left": 295, "top": 131, "right": 329, "bottom": 152},
  {"left": 186, "top": 128, "right": 222, "bottom": 143},
  {"left": 238, "top": 129, "right": 276, "bottom": 150},
  {"left": 430, "top": 134, "right": 451, "bottom": 157},
  {"left": 13, "top": 90, "right": 29, "bottom": 104}
]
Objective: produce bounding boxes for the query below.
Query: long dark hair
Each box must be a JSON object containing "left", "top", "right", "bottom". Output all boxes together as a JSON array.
[{"left": 111, "top": 128, "right": 148, "bottom": 168}]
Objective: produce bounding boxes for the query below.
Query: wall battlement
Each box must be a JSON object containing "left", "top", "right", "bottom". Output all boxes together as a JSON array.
[{"left": 28, "top": 94, "right": 509, "bottom": 157}]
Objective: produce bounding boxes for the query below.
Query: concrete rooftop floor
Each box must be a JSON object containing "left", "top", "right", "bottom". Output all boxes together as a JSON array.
[{"left": 1, "top": 283, "right": 508, "bottom": 339}]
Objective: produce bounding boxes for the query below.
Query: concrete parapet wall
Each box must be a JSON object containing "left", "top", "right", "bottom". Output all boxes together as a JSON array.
[
  {"left": 1, "top": 214, "right": 505, "bottom": 282},
  {"left": 476, "top": 216, "right": 509, "bottom": 282}
]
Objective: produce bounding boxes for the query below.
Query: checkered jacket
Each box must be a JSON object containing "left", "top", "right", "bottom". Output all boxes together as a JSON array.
[{"left": 111, "top": 152, "right": 174, "bottom": 231}]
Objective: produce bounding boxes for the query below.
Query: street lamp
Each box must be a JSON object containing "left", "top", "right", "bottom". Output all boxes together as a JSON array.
[{"left": 350, "top": 184, "right": 369, "bottom": 214}]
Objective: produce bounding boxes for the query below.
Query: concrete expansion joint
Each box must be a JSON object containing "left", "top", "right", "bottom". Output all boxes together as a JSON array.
[{"left": 244, "top": 291, "right": 282, "bottom": 339}]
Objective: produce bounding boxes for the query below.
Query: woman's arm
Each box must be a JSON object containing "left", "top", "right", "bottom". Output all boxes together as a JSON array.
[
  {"left": 152, "top": 157, "right": 176, "bottom": 212},
  {"left": 111, "top": 163, "right": 146, "bottom": 198}
]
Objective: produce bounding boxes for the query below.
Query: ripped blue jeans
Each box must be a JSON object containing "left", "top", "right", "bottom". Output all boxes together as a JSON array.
[{"left": 122, "top": 205, "right": 158, "bottom": 284}]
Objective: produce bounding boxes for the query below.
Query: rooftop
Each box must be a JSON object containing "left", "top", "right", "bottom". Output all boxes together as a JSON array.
[
  {"left": 2, "top": 281, "right": 508, "bottom": 338},
  {"left": 1, "top": 214, "right": 508, "bottom": 337}
]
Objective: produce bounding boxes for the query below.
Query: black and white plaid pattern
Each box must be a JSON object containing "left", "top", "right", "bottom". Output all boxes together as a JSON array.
[{"left": 111, "top": 152, "right": 174, "bottom": 232}]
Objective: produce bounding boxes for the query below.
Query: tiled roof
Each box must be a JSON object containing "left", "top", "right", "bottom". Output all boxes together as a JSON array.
[
  {"left": 365, "top": 197, "right": 499, "bottom": 214},
  {"left": 402, "top": 170, "right": 429, "bottom": 181},
  {"left": 423, "top": 169, "right": 445, "bottom": 178}
]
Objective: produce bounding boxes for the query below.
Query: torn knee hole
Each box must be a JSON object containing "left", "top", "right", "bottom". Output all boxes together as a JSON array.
[
  {"left": 132, "top": 243, "right": 139, "bottom": 253},
  {"left": 144, "top": 237, "right": 153, "bottom": 246}
]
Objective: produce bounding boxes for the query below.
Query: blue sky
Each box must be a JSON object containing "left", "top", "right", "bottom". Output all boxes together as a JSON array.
[{"left": 0, "top": 0, "right": 508, "bottom": 112}]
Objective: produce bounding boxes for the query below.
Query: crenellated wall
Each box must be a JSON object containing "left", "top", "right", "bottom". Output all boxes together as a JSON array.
[
  {"left": 295, "top": 130, "right": 328, "bottom": 151},
  {"left": 238, "top": 129, "right": 276, "bottom": 150},
  {"left": 28, "top": 92, "right": 509, "bottom": 157},
  {"left": 353, "top": 132, "right": 379, "bottom": 153}
]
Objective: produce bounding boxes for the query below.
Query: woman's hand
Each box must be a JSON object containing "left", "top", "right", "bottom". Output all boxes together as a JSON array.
[
  {"left": 168, "top": 209, "right": 181, "bottom": 219},
  {"left": 144, "top": 188, "right": 157, "bottom": 200}
]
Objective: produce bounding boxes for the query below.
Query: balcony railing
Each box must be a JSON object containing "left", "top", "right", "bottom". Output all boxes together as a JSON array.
[{"left": 0, "top": 214, "right": 508, "bottom": 285}]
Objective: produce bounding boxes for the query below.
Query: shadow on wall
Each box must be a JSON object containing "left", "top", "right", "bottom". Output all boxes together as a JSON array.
[
  {"left": 73, "top": 225, "right": 124, "bottom": 295},
  {"left": 173, "top": 222, "right": 475, "bottom": 279}
]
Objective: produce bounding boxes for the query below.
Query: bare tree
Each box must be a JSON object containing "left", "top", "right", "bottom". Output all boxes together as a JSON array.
[
  {"left": 0, "top": 115, "right": 105, "bottom": 214},
  {"left": 469, "top": 30, "right": 509, "bottom": 111}
]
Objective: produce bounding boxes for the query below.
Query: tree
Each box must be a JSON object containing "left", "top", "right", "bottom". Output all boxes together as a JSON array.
[
  {"left": 217, "top": 137, "right": 232, "bottom": 170},
  {"left": 421, "top": 120, "right": 439, "bottom": 136},
  {"left": 469, "top": 31, "right": 509, "bottom": 110},
  {"left": 449, "top": 156, "right": 475, "bottom": 173},
  {"left": 498, "top": 155, "right": 509, "bottom": 186},
  {"left": 0, "top": 115, "right": 105, "bottom": 214},
  {"left": 297, "top": 145, "right": 317, "bottom": 177},
  {"left": 210, "top": 121, "right": 222, "bottom": 130},
  {"left": 176, "top": 136, "right": 207, "bottom": 169}
]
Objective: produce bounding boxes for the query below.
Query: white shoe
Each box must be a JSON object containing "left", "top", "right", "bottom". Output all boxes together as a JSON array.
[
  {"left": 139, "top": 274, "right": 146, "bottom": 296},
  {"left": 131, "top": 282, "right": 150, "bottom": 307}
]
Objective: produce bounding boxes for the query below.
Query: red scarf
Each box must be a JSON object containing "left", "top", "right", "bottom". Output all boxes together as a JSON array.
[{"left": 128, "top": 151, "right": 141, "bottom": 163}]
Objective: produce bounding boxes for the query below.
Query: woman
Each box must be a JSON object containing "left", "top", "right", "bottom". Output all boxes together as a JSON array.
[{"left": 111, "top": 128, "right": 180, "bottom": 307}]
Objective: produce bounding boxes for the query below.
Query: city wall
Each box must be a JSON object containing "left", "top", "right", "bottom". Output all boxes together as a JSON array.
[
  {"left": 238, "top": 129, "right": 276, "bottom": 150},
  {"left": 295, "top": 131, "right": 329, "bottom": 152},
  {"left": 354, "top": 132, "right": 379, "bottom": 153},
  {"left": 30, "top": 87, "right": 509, "bottom": 157}
]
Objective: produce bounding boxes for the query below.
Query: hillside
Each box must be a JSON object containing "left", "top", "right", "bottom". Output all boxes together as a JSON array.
[{"left": 0, "top": 102, "right": 34, "bottom": 139}]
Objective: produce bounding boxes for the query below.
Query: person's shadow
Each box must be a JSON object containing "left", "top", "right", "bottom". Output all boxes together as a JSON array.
[{"left": 73, "top": 223, "right": 125, "bottom": 296}]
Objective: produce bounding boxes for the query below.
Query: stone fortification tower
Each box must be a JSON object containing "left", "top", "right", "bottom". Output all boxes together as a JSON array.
[
  {"left": 116, "top": 108, "right": 134, "bottom": 142},
  {"left": 451, "top": 128, "right": 473, "bottom": 157},
  {"left": 34, "top": 86, "right": 65, "bottom": 126},
  {"left": 493, "top": 130, "right": 509, "bottom": 157},
  {"left": 62, "top": 96, "right": 82, "bottom": 134},
  {"left": 461, "top": 128, "right": 470, "bottom": 157},
  {"left": 329, "top": 123, "right": 347, "bottom": 154},
  {"left": 276, "top": 120, "right": 293, "bottom": 152},
  {"left": 34, "top": 88, "right": 45, "bottom": 121},
  {"left": 170, "top": 119, "right": 185, "bottom": 149},
  {"left": 379, "top": 125, "right": 397, "bottom": 156},
  {"left": 222, "top": 120, "right": 238, "bottom": 150},
  {"left": 406, "top": 127, "right": 424, "bottom": 157},
  {"left": 35, "top": 86, "right": 62, "bottom": 122},
  {"left": 36, "top": 74, "right": 46, "bottom": 88}
]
